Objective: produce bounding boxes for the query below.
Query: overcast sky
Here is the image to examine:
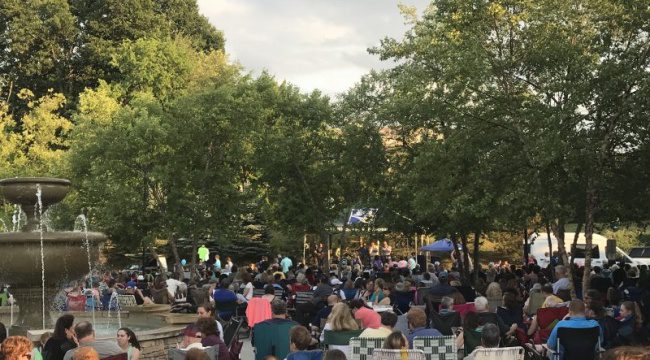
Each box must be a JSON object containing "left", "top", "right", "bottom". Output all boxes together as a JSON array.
[{"left": 197, "top": 0, "right": 429, "bottom": 98}]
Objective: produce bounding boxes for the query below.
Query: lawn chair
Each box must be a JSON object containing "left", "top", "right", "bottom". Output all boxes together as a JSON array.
[
  {"left": 223, "top": 317, "right": 243, "bottom": 348},
  {"left": 429, "top": 311, "right": 461, "bottom": 336},
  {"left": 214, "top": 300, "right": 239, "bottom": 321},
  {"left": 323, "top": 330, "right": 364, "bottom": 348},
  {"left": 526, "top": 292, "right": 545, "bottom": 316},
  {"left": 472, "top": 346, "right": 525, "bottom": 360},
  {"left": 531, "top": 307, "right": 568, "bottom": 344},
  {"left": 553, "top": 326, "right": 601, "bottom": 360},
  {"left": 412, "top": 335, "right": 456, "bottom": 360},
  {"left": 371, "top": 349, "right": 426, "bottom": 360},
  {"left": 253, "top": 288, "right": 265, "bottom": 297},
  {"left": 350, "top": 337, "right": 385, "bottom": 360},
  {"left": 117, "top": 295, "right": 137, "bottom": 308}
]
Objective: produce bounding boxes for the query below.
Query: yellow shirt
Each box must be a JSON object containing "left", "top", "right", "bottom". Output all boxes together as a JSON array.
[{"left": 542, "top": 294, "right": 564, "bottom": 308}]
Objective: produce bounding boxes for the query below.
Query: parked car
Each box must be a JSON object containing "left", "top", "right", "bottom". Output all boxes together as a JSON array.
[{"left": 628, "top": 247, "right": 650, "bottom": 266}]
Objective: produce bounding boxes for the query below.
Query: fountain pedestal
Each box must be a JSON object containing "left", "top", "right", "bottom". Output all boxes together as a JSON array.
[{"left": 0, "top": 177, "right": 107, "bottom": 330}]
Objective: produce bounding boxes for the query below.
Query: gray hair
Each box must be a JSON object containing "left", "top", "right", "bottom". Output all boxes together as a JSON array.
[
  {"left": 481, "top": 323, "right": 500, "bottom": 348},
  {"left": 474, "top": 296, "right": 488, "bottom": 312},
  {"left": 271, "top": 299, "right": 287, "bottom": 315},
  {"left": 440, "top": 296, "right": 454, "bottom": 310}
]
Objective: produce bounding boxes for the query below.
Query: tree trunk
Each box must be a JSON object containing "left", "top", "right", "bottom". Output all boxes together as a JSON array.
[
  {"left": 582, "top": 180, "right": 597, "bottom": 295},
  {"left": 169, "top": 234, "right": 182, "bottom": 279},
  {"left": 450, "top": 234, "right": 463, "bottom": 277},
  {"left": 473, "top": 230, "right": 481, "bottom": 285},
  {"left": 554, "top": 220, "right": 576, "bottom": 299},
  {"left": 545, "top": 222, "right": 554, "bottom": 281},
  {"left": 523, "top": 228, "right": 529, "bottom": 265},
  {"left": 569, "top": 223, "right": 583, "bottom": 264},
  {"left": 190, "top": 235, "right": 199, "bottom": 281},
  {"left": 460, "top": 233, "right": 472, "bottom": 285}
]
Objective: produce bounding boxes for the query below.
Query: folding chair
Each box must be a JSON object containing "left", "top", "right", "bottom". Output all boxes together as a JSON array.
[
  {"left": 429, "top": 311, "right": 461, "bottom": 336},
  {"left": 323, "top": 330, "right": 364, "bottom": 348},
  {"left": 253, "top": 288, "right": 265, "bottom": 297},
  {"left": 472, "top": 346, "right": 525, "bottom": 360},
  {"left": 412, "top": 335, "right": 456, "bottom": 360},
  {"left": 214, "top": 300, "right": 239, "bottom": 321},
  {"left": 531, "top": 307, "right": 568, "bottom": 344},
  {"left": 554, "top": 326, "right": 600, "bottom": 360},
  {"left": 350, "top": 337, "right": 385, "bottom": 360},
  {"left": 371, "top": 349, "right": 426, "bottom": 360},
  {"left": 223, "top": 317, "right": 243, "bottom": 348},
  {"left": 117, "top": 295, "right": 137, "bottom": 308}
]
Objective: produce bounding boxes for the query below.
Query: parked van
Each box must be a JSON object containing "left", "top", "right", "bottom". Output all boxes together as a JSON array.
[
  {"left": 628, "top": 247, "right": 650, "bottom": 266},
  {"left": 527, "top": 232, "right": 637, "bottom": 268}
]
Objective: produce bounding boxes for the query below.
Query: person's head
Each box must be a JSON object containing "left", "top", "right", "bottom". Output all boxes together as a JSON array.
[
  {"left": 380, "top": 311, "right": 398, "bottom": 330},
  {"left": 74, "top": 321, "right": 95, "bottom": 342},
  {"left": 74, "top": 347, "right": 100, "bottom": 360},
  {"left": 196, "top": 317, "right": 219, "bottom": 338},
  {"left": 481, "top": 323, "right": 500, "bottom": 348},
  {"left": 602, "top": 346, "right": 650, "bottom": 360},
  {"left": 568, "top": 299, "right": 586, "bottom": 317},
  {"left": 502, "top": 292, "right": 519, "bottom": 310},
  {"left": 440, "top": 296, "right": 454, "bottom": 311},
  {"left": 181, "top": 324, "right": 201, "bottom": 347},
  {"left": 406, "top": 308, "right": 427, "bottom": 329},
  {"left": 584, "top": 289, "right": 601, "bottom": 307},
  {"left": 1, "top": 336, "right": 33, "bottom": 360},
  {"left": 383, "top": 331, "right": 408, "bottom": 349},
  {"left": 264, "top": 284, "right": 276, "bottom": 295},
  {"left": 343, "top": 280, "right": 354, "bottom": 289},
  {"left": 116, "top": 327, "right": 140, "bottom": 350},
  {"left": 52, "top": 314, "right": 75, "bottom": 340},
  {"left": 485, "top": 282, "right": 502, "bottom": 298},
  {"left": 289, "top": 325, "right": 312, "bottom": 352},
  {"left": 185, "top": 348, "right": 210, "bottom": 360},
  {"left": 0, "top": 321, "right": 6, "bottom": 344},
  {"left": 541, "top": 284, "right": 554, "bottom": 296},
  {"left": 555, "top": 265, "right": 567, "bottom": 278},
  {"left": 197, "top": 303, "right": 214, "bottom": 319},
  {"left": 326, "top": 294, "right": 339, "bottom": 306},
  {"left": 39, "top": 332, "right": 51, "bottom": 347},
  {"left": 327, "top": 303, "right": 359, "bottom": 331},
  {"left": 323, "top": 349, "right": 347, "bottom": 360},
  {"left": 474, "top": 296, "right": 488, "bottom": 312},
  {"left": 271, "top": 299, "right": 288, "bottom": 318},
  {"left": 374, "top": 278, "right": 385, "bottom": 290}
]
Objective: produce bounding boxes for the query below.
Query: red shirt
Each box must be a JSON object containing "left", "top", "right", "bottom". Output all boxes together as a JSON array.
[{"left": 354, "top": 307, "right": 381, "bottom": 329}]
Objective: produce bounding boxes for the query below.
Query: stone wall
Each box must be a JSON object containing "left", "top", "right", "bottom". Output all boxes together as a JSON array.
[{"left": 137, "top": 326, "right": 185, "bottom": 360}]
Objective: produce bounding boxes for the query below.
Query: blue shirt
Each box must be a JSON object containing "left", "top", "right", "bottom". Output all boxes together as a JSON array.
[
  {"left": 546, "top": 316, "right": 602, "bottom": 359},
  {"left": 281, "top": 257, "right": 293, "bottom": 273},
  {"left": 407, "top": 327, "right": 442, "bottom": 348}
]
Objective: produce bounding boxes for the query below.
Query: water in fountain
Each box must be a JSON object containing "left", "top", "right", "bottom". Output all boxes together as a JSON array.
[
  {"left": 108, "top": 291, "right": 123, "bottom": 329},
  {"left": 36, "top": 185, "right": 46, "bottom": 330},
  {"left": 12, "top": 205, "right": 23, "bottom": 232},
  {"left": 76, "top": 214, "right": 96, "bottom": 327}
]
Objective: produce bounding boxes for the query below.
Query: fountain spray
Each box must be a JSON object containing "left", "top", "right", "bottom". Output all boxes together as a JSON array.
[
  {"left": 77, "top": 214, "right": 96, "bottom": 326},
  {"left": 36, "top": 184, "right": 46, "bottom": 330}
]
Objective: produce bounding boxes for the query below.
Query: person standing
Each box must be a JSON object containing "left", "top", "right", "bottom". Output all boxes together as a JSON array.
[
  {"left": 197, "top": 245, "right": 209, "bottom": 264},
  {"left": 380, "top": 241, "right": 392, "bottom": 261},
  {"left": 280, "top": 255, "right": 293, "bottom": 274}
]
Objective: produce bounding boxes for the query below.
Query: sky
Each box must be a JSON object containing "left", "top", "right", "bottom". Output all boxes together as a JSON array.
[{"left": 197, "top": 0, "right": 430, "bottom": 98}]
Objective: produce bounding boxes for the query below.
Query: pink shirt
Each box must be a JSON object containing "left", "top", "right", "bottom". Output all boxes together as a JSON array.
[{"left": 354, "top": 307, "right": 381, "bottom": 329}]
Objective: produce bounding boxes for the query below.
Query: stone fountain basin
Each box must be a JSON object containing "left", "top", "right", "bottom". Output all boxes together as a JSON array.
[
  {"left": 0, "top": 177, "right": 71, "bottom": 207},
  {"left": 0, "top": 231, "right": 106, "bottom": 287}
]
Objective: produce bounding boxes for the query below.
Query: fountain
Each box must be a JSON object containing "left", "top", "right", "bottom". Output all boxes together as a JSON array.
[{"left": 0, "top": 177, "right": 107, "bottom": 329}]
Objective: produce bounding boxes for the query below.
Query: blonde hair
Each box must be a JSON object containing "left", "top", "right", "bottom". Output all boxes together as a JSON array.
[
  {"left": 1, "top": 336, "right": 33, "bottom": 360},
  {"left": 327, "top": 303, "right": 359, "bottom": 331},
  {"left": 485, "top": 282, "right": 502, "bottom": 298}
]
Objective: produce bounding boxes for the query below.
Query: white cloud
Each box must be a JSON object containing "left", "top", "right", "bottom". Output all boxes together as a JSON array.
[{"left": 198, "top": 0, "right": 430, "bottom": 97}]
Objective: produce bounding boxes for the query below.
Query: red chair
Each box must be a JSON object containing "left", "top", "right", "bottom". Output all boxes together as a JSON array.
[
  {"left": 532, "top": 306, "right": 569, "bottom": 344},
  {"left": 452, "top": 302, "right": 476, "bottom": 318}
]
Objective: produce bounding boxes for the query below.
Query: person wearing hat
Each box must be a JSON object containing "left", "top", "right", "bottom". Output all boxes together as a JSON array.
[{"left": 428, "top": 271, "right": 455, "bottom": 297}]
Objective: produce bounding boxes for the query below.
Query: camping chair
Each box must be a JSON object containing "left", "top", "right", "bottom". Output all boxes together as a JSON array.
[
  {"left": 452, "top": 302, "right": 476, "bottom": 318},
  {"left": 168, "top": 346, "right": 219, "bottom": 360},
  {"left": 472, "top": 346, "right": 525, "bottom": 360},
  {"left": 463, "top": 329, "right": 483, "bottom": 357},
  {"left": 322, "top": 329, "right": 364, "bottom": 348},
  {"left": 253, "top": 288, "right": 265, "bottom": 297},
  {"left": 371, "top": 349, "right": 426, "bottom": 360},
  {"left": 531, "top": 307, "right": 568, "bottom": 344},
  {"left": 393, "top": 290, "right": 415, "bottom": 314},
  {"left": 214, "top": 300, "right": 239, "bottom": 321},
  {"left": 553, "top": 326, "right": 601, "bottom": 360},
  {"left": 252, "top": 320, "right": 295, "bottom": 360},
  {"left": 245, "top": 297, "right": 272, "bottom": 328},
  {"left": 223, "top": 317, "right": 243, "bottom": 348},
  {"left": 429, "top": 311, "right": 461, "bottom": 336},
  {"left": 350, "top": 337, "right": 385, "bottom": 360},
  {"left": 412, "top": 336, "right": 456, "bottom": 360}
]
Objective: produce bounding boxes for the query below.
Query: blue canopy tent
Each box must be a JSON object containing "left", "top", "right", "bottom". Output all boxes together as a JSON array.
[{"left": 420, "top": 238, "right": 454, "bottom": 252}]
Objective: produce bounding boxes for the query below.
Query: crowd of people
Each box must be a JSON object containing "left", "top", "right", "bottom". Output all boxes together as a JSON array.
[{"left": 1, "top": 241, "right": 649, "bottom": 360}]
